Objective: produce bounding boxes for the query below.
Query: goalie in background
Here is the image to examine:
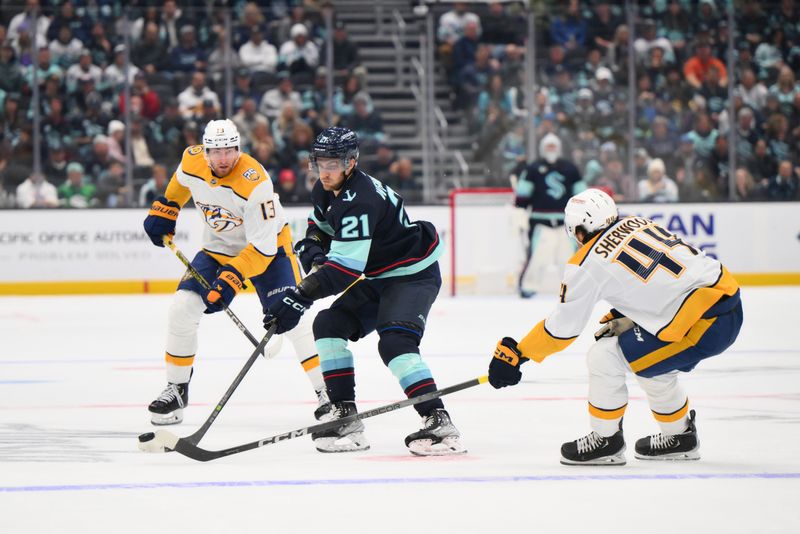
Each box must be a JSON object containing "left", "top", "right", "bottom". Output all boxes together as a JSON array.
[
  {"left": 488, "top": 189, "right": 742, "bottom": 465},
  {"left": 142, "top": 119, "right": 330, "bottom": 426},
  {"left": 512, "top": 133, "right": 585, "bottom": 298}
]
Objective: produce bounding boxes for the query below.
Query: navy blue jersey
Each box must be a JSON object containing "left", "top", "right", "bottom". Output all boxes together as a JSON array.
[
  {"left": 515, "top": 159, "right": 585, "bottom": 220},
  {"left": 305, "top": 169, "right": 443, "bottom": 298}
]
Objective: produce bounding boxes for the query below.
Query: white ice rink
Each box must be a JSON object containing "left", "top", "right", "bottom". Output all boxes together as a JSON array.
[{"left": 1, "top": 288, "right": 799, "bottom": 534}]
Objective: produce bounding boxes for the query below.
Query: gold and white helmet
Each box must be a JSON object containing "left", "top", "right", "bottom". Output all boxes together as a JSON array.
[{"left": 203, "top": 119, "right": 240, "bottom": 150}]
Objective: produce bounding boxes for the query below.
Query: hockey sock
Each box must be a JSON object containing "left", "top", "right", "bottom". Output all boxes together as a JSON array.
[
  {"left": 380, "top": 330, "right": 443, "bottom": 416},
  {"left": 165, "top": 290, "right": 206, "bottom": 384},
  {"left": 285, "top": 317, "right": 326, "bottom": 392},
  {"left": 316, "top": 337, "right": 355, "bottom": 402}
]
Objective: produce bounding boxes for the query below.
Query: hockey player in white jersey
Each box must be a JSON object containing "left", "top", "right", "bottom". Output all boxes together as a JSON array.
[
  {"left": 142, "top": 119, "right": 330, "bottom": 425},
  {"left": 487, "top": 188, "right": 743, "bottom": 465}
]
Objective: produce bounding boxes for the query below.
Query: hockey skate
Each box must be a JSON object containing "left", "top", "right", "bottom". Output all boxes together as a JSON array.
[
  {"left": 312, "top": 401, "right": 369, "bottom": 452},
  {"left": 313, "top": 389, "right": 332, "bottom": 421},
  {"left": 404, "top": 408, "right": 466, "bottom": 456},
  {"left": 635, "top": 409, "right": 700, "bottom": 461},
  {"left": 560, "top": 424, "right": 626, "bottom": 465},
  {"left": 148, "top": 382, "right": 189, "bottom": 425}
]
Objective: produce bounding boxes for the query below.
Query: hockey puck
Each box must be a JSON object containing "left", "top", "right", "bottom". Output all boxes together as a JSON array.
[{"left": 138, "top": 432, "right": 155, "bottom": 443}]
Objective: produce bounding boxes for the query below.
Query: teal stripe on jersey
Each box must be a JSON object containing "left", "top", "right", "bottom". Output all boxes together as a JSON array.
[
  {"left": 309, "top": 211, "right": 335, "bottom": 236},
  {"left": 328, "top": 239, "right": 372, "bottom": 272},
  {"left": 515, "top": 173, "right": 534, "bottom": 198},
  {"left": 369, "top": 238, "right": 444, "bottom": 279},
  {"left": 387, "top": 353, "right": 433, "bottom": 390},
  {"left": 530, "top": 211, "right": 565, "bottom": 221},
  {"left": 316, "top": 338, "right": 354, "bottom": 372}
]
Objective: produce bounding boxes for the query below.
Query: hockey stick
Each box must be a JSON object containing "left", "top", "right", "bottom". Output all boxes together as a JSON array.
[
  {"left": 139, "top": 321, "right": 277, "bottom": 451},
  {"left": 163, "top": 236, "right": 267, "bottom": 351},
  {"left": 140, "top": 375, "right": 489, "bottom": 462}
]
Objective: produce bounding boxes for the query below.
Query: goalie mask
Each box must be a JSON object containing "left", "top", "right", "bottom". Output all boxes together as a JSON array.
[
  {"left": 203, "top": 119, "right": 241, "bottom": 176},
  {"left": 564, "top": 188, "right": 618, "bottom": 244},
  {"left": 539, "top": 133, "right": 562, "bottom": 164}
]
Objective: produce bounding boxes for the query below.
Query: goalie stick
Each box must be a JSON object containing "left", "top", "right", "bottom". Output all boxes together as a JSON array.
[
  {"left": 139, "top": 375, "right": 489, "bottom": 461},
  {"left": 139, "top": 321, "right": 278, "bottom": 450}
]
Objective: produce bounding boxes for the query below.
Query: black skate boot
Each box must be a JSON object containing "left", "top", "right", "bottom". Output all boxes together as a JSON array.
[
  {"left": 561, "top": 423, "right": 626, "bottom": 465},
  {"left": 635, "top": 409, "right": 700, "bottom": 460},
  {"left": 148, "top": 382, "right": 189, "bottom": 426},
  {"left": 313, "top": 389, "right": 332, "bottom": 421},
  {"left": 311, "top": 401, "right": 369, "bottom": 452},
  {"left": 404, "top": 408, "right": 466, "bottom": 456}
]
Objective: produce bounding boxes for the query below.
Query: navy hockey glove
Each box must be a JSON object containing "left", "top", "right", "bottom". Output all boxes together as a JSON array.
[
  {"left": 143, "top": 196, "right": 181, "bottom": 247},
  {"left": 265, "top": 288, "right": 313, "bottom": 334},
  {"left": 488, "top": 337, "right": 529, "bottom": 389},
  {"left": 203, "top": 265, "right": 244, "bottom": 313},
  {"left": 294, "top": 237, "right": 327, "bottom": 274}
]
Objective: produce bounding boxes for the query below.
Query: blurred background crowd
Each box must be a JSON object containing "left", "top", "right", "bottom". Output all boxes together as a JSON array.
[
  {"left": 0, "top": 0, "right": 797, "bottom": 209},
  {"left": 440, "top": 0, "right": 799, "bottom": 203}
]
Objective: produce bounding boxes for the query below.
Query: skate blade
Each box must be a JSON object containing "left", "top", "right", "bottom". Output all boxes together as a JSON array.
[
  {"left": 314, "top": 433, "right": 370, "bottom": 453},
  {"left": 560, "top": 453, "right": 627, "bottom": 466},
  {"left": 635, "top": 449, "right": 700, "bottom": 461},
  {"left": 408, "top": 437, "right": 467, "bottom": 456},
  {"left": 150, "top": 409, "right": 183, "bottom": 426}
]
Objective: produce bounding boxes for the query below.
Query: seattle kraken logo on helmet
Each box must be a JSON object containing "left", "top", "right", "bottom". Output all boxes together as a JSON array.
[
  {"left": 196, "top": 202, "right": 244, "bottom": 232},
  {"left": 312, "top": 127, "right": 359, "bottom": 165}
]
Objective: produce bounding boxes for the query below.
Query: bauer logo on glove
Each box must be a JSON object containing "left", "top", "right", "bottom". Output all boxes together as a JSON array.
[{"left": 204, "top": 265, "right": 245, "bottom": 313}]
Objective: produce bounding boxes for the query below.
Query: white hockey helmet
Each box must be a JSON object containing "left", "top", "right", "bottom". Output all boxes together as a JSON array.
[
  {"left": 539, "top": 132, "right": 562, "bottom": 164},
  {"left": 203, "top": 119, "right": 240, "bottom": 151},
  {"left": 564, "top": 188, "right": 618, "bottom": 243}
]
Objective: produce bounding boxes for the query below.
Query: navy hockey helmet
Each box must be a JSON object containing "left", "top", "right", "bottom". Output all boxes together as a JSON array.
[{"left": 311, "top": 127, "right": 360, "bottom": 171}]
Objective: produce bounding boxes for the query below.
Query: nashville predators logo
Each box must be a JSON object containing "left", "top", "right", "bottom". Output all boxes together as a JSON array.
[
  {"left": 196, "top": 202, "right": 244, "bottom": 232},
  {"left": 242, "top": 168, "right": 259, "bottom": 181}
]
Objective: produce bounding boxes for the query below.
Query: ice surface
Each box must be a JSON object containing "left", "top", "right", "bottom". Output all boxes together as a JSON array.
[{"left": 0, "top": 288, "right": 798, "bottom": 533}]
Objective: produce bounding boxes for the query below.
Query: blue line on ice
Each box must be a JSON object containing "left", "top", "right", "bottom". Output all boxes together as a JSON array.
[{"left": 3, "top": 472, "right": 799, "bottom": 493}]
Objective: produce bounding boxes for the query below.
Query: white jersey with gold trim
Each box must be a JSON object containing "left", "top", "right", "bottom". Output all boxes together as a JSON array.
[
  {"left": 548, "top": 216, "right": 738, "bottom": 342},
  {"left": 172, "top": 146, "right": 287, "bottom": 259},
  {"left": 517, "top": 216, "right": 740, "bottom": 363}
]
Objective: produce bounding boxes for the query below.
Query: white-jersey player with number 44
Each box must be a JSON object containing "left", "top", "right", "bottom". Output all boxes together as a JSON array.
[
  {"left": 487, "top": 188, "right": 743, "bottom": 465},
  {"left": 142, "top": 119, "right": 330, "bottom": 426}
]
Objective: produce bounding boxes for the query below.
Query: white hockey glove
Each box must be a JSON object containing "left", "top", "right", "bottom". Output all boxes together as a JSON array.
[{"left": 594, "top": 313, "right": 635, "bottom": 341}]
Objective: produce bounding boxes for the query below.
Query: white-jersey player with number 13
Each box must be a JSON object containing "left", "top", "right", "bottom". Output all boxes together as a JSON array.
[
  {"left": 488, "top": 188, "right": 743, "bottom": 465},
  {"left": 142, "top": 119, "right": 330, "bottom": 426}
]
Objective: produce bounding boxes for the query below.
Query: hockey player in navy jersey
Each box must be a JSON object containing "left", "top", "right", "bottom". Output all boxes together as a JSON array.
[
  {"left": 264, "top": 127, "right": 465, "bottom": 456},
  {"left": 488, "top": 189, "right": 743, "bottom": 465},
  {"left": 514, "top": 133, "right": 585, "bottom": 297}
]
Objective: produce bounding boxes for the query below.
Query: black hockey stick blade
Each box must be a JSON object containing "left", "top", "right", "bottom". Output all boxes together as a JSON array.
[
  {"left": 138, "top": 322, "right": 276, "bottom": 453},
  {"left": 152, "top": 375, "right": 489, "bottom": 462}
]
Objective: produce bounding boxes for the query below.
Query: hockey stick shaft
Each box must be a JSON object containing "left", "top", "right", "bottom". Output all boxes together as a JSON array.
[
  {"left": 158, "top": 375, "right": 489, "bottom": 461},
  {"left": 184, "top": 321, "right": 277, "bottom": 444},
  {"left": 163, "top": 237, "right": 261, "bottom": 348}
]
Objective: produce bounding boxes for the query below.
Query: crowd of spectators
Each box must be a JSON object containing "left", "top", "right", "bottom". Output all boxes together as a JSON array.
[
  {"left": 0, "top": 0, "right": 388, "bottom": 209},
  {"left": 439, "top": 0, "right": 800, "bottom": 202}
]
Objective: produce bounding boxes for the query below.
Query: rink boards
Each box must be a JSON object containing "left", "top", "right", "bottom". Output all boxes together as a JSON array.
[{"left": 0, "top": 202, "right": 798, "bottom": 294}]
